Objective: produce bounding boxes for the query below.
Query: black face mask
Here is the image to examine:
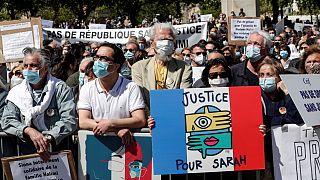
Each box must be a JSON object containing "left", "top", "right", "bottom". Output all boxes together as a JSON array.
[
  {"left": 90, "top": 49, "right": 97, "bottom": 57},
  {"left": 224, "top": 56, "right": 233, "bottom": 64}
]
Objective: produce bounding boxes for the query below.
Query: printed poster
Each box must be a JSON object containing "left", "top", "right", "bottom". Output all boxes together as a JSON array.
[{"left": 150, "top": 86, "right": 265, "bottom": 175}]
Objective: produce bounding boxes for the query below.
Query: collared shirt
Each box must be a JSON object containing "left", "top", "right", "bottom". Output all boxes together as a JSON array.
[
  {"left": 155, "top": 60, "right": 168, "bottom": 90},
  {"left": 78, "top": 76, "right": 145, "bottom": 120}
]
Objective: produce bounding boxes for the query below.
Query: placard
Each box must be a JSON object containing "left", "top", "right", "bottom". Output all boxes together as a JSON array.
[
  {"left": 78, "top": 130, "right": 160, "bottom": 180},
  {"left": 200, "top": 14, "right": 212, "bottom": 22},
  {"left": 1, "top": 150, "right": 77, "bottom": 180},
  {"left": 44, "top": 22, "right": 207, "bottom": 48},
  {"left": 272, "top": 124, "right": 320, "bottom": 180},
  {"left": 280, "top": 74, "right": 320, "bottom": 126},
  {"left": 228, "top": 17, "right": 261, "bottom": 45},
  {"left": 192, "top": 66, "right": 205, "bottom": 85},
  {"left": 150, "top": 86, "right": 265, "bottom": 175}
]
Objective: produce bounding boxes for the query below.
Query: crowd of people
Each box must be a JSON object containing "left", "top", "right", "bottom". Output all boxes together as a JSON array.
[{"left": 0, "top": 12, "right": 319, "bottom": 179}]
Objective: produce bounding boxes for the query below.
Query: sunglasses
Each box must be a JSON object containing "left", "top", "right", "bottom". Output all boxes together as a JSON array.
[
  {"left": 195, "top": 52, "right": 207, "bottom": 56},
  {"left": 209, "top": 72, "right": 228, "bottom": 79},
  {"left": 13, "top": 71, "right": 22, "bottom": 76},
  {"left": 124, "top": 49, "right": 135, "bottom": 53},
  {"left": 94, "top": 55, "right": 114, "bottom": 62},
  {"left": 182, "top": 53, "right": 191, "bottom": 57}
]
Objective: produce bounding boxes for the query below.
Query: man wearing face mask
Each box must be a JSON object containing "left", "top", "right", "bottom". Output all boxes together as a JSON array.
[
  {"left": 121, "top": 41, "right": 139, "bottom": 80},
  {"left": 190, "top": 44, "right": 207, "bottom": 67},
  {"left": 231, "top": 31, "right": 272, "bottom": 86},
  {"left": 2, "top": 48, "right": 77, "bottom": 161},
  {"left": 78, "top": 43, "right": 146, "bottom": 145},
  {"left": 138, "top": 36, "right": 147, "bottom": 50},
  {"left": 131, "top": 23, "right": 192, "bottom": 108}
]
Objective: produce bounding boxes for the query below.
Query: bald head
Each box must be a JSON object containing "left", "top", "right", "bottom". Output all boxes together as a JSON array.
[{"left": 208, "top": 52, "right": 225, "bottom": 61}]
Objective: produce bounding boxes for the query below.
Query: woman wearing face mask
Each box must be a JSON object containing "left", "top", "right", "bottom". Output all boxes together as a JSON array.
[
  {"left": 258, "top": 57, "right": 304, "bottom": 179},
  {"left": 181, "top": 48, "right": 191, "bottom": 65},
  {"left": 193, "top": 58, "right": 231, "bottom": 88},
  {"left": 221, "top": 46, "right": 237, "bottom": 66},
  {"left": 300, "top": 45, "right": 320, "bottom": 74},
  {"left": 279, "top": 45, "right": 291, "bottom": 69}
]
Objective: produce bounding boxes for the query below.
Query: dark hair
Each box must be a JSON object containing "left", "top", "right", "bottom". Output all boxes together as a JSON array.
[
  {"left": 99, "top": 43, "right": 126, "bottom": 72},
  {"left": 51, "top": 52, "right": 77, "bottom": 81},
  {"left": 84, "top": 61, "right": 95, "bottom": 76},
  {"left": 257, "top": 57, "right": 284, "bottom": 77},
  {"left": 280, "top": 45, "right": 291, "bottom": 58},
  {"left": 201, "top": 58, "right": 232, "bottom": 87},
  {"left": 190, "top": 43, "right": 206, "bottom": 52},
  {"left": 133, "top": 49, "right": 147, "bottom": 65},
  {"left": 300, "top": 45, "right": 320, "bottom": 74}
]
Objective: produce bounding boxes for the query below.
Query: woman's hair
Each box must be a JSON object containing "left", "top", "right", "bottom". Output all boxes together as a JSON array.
[
  {"left": 51, "top": 52, "right": 77, "bottom": 81},
  {"left": 257, "top": 56, "right": 284, "bottom": 77},
  {"left": 201, "top": 58, "right": 232, "bottom": 87},
  {"left": 300, "top": 45, "right": 320, "bottom": 74}
]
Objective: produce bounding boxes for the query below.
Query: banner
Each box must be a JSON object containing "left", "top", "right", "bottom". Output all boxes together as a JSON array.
[
  {"left": 78, "top": 130, "right": 160, "bottom": 180},
  {"left": 89, "top": 23, "right": 106, "bottom": 29},
  {"left": 294, "top": 23, "right": 313, "bottom": 32},
  {"left": 200, "top": 14, "right": 212, "bottom": 22},
  {"left": 192, "top": 67, "right": 205, "bottom": 85},
  {"left": 42, "top": 19, "right": 54, "bottom": 28},
  {"left": 272, "top": 124, "right": 320, "bottom": 180},
  {"left": 228, "top": 17, "right": 261, "bottom": 45},
  {"left": 280, "top": 74, "right": 320, "bottom": 126},
  {"left": 44, "top": 22, "right": 207, "bottom": 48},
  {"left": 150, "top": 86, "right": 265, "bottom": 175}
]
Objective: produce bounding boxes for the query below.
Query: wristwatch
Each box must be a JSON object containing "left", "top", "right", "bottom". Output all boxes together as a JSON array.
[{"left": 45, "top": 134, "right": 53, "bottom": 143}]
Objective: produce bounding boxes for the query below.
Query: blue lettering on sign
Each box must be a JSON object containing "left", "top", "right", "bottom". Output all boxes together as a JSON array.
[
  {"left": 304, "top": 103, "right": 318, "bottom": 112},
  {"left": 299, "top": 90, "right": 320, "bottom": 99}
]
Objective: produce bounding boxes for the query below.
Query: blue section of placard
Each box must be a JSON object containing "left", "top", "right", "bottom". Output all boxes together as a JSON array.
[{"left": 150, "top": 89, "right": 187, "bottom": 175}]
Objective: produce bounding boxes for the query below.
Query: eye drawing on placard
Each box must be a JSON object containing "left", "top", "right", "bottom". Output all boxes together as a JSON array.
[{"left": 186, "top": 105, "right": 232, "bottom": 159}]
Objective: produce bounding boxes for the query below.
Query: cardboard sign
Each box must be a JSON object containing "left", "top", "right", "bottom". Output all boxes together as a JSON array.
[
  {"left": 150, "top": 86, "right": 265, "bottom": 175},
  {"left": 44, "top": 22, "right": 207, "bottom": 48},
  {"left": 1, "top": 150, "right": 77, "bottom": 180},
  {"left": 228, "top": 17, "right": 261, "bottom": 45},
  {"left": 280, "top": 74, "right": 320, "bottom": 126},
  {"left": 272, "top": 124, "right": 320, "bottom": 180},
  {"left": 78, "top": 130, "right": 160, "bottom": 180},
  {"left": 0, "top": 18, "right": 43, "bottom": 63}
]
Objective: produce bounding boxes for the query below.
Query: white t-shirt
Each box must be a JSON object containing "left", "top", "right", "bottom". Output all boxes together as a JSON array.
[{"left": 78, "top": 76, "right": 145, "bottom": 120}]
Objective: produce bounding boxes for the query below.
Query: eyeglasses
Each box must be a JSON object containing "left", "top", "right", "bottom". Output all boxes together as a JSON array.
[
  {"left": 209, "top": 72, "right": 228, "bottom": 79},
  {"left": 194, "top": 52, "right": 207, "bottom": 56},
  {"left": 13, "top": 70, "right": 22, "bottom": 76},
  {"left": 94, "top": 55, "right": 114, "bottom": 62},
  {"left": 182, "top": 53, "right": 191, "bottom": 57},
  {"left": 124, "top": 49, "right": 135, "bottom": 53}
]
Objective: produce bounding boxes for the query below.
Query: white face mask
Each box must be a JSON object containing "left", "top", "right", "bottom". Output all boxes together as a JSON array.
[
  {"left": 155, "top": 40, "right": 174, "bottom": 60},
  {"left": 10, "top": 75, "right": 24, "bottom": 88},
  {"left": 183, "top": 56, "right": 191, "bottom": 65},
  {"left": 195, "top": 54, "right": 206, "bottom": 65},
  {"left": 208, "top": 78, "right": 229, "bottom": 87}
]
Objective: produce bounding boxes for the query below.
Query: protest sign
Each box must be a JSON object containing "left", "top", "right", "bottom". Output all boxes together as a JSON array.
[
  {"left": 88, "top": 23, "right": 106, "bottom": 29},
  {"left": 0, "top": 18, "right": 43, "bottom": 63},
  {"left": 150, "top": 86, "right": 265, "bottom": 175},
  {"left": 272, "top": 124, "right": 320, "bottom": 180},
  {"left": 192, "top": 67, "right": 205, "bottom": 85},
  {"left": 294, "top": 23, "right": 312, "bottom": 32},
  {"left": 200, "top": 14, "right": 212, "bottom": 22},
  {"left": 78, "top": 130, "right": 160, "bottom": 180},
  {"left": 275, "top": 18, "right": 285, "bottom": 35},
  {"left": 280, "top": 74, "right": 320, "bottom": 126},
  {"left": 228, "top": 17, "right": 261, "bottom": 45},
  {"left": 44, "top": 22, "right": 207, "bottom": 48},
  {"left": 42, "top": 19, "right": 54, "bottom": 28},
  {"left": 1, "top": 150, "right": 76, "bottom": 180}
]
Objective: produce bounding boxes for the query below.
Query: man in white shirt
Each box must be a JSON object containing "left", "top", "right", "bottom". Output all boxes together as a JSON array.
[{"left": 78, "top": 43, "right": 146, "bottom": 145}]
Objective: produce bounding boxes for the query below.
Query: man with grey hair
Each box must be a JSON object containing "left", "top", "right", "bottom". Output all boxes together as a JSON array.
[
  {"left": 131, "top": 23, "right": 192, "bottom": 108},
  {"left": 231, "top": 30, "right": 272, "bottom": 86},
  {"left": 1, "top": 48, "right": 77, "bottom": 160}
]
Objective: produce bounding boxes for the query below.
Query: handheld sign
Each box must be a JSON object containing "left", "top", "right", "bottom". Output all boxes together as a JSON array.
[
  {"left": 272, "top": 124, "right": 320, "bottom": 180},
  {"left": 150, "top": 86, "right": 265, "bottom": 175},
  {"left": 78, "top": 130, "right": 160, "bottom": 180},
  {"left": 228, "top": 17, "right": 262, "bottom": 45},
  {"left": 1, "top": 150, "right": 76, "bottom": 180},
  {"left": 280, "top": 74, "right": 320, "bottom": 126}
]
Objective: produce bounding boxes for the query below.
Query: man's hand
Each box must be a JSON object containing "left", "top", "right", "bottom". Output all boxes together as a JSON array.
[
  {"left": 116, "top": 129, "right": 133, "bottom": 146},
  {"left": 24, "top": 127, "right": 50, "bottom": 161},
  {"left": 93, "top": 120, "right": 113, "bottom": 135}
]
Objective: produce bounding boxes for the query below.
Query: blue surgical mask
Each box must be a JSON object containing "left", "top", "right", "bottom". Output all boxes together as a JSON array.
[
  {"left": 280, "top": 50, "right": 289, "bottom": 59},
  {"left": 259, "top": 77, "right": 277, "bottom": 93},
  {"left": 79, "top": 72, "right": 85, "bottom": 86},
  {"left": 120, "top": 62, "right": 131, "bottom": 79},
  {"left": 124, "top": 51, "right": 134, "bottom": 60},
  {"left": 23, "top": 69, "right": 40, "bottom": 84},
  {"left": 139, "top": 43, "right": 145, "bottom": 50},
  {"left": 246, "top": 45, "right": 261, "bottom": 62},
  {"left": 93, "top": 61, "right": 110, "bottom": 78}
]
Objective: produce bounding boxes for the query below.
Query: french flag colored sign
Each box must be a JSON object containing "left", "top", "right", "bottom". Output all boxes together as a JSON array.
[{"left": 150, "top": 86, "right": 265, "bottom": 175}]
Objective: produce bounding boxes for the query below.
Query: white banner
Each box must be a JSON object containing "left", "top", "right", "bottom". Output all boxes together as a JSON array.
[
  {"left": 44, "top": 22, "right": 207, "bottom": 48},
  {"left": 280, "top": 74, "right": 320, "bottom": 126},
  {"left": 272, "top": 124, "right": 320, "bottom": 180}
]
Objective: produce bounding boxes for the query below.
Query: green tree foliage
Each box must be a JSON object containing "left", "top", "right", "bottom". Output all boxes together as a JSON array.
[{"left": 199, "top": 0, "right": 221, "bottom": 18}]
